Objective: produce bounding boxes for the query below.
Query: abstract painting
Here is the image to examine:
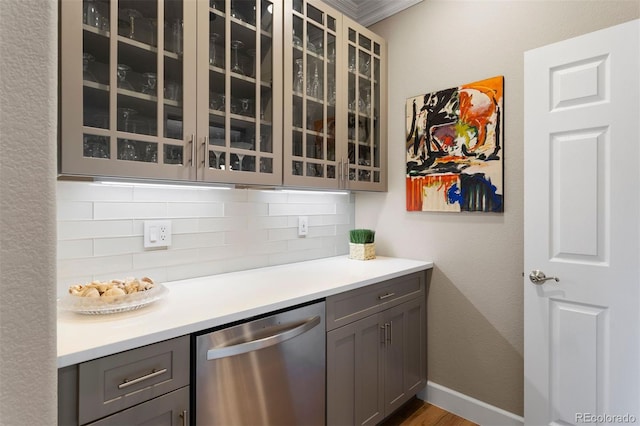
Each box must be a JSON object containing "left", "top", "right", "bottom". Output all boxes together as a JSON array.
[{"left": 405, "top": 76, "right": 504, "bottom": 212}]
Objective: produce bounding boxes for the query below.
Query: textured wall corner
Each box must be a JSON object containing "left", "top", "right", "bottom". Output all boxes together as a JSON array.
[{"left": 0, "top": 0, "right": 58, "bottom": 424}]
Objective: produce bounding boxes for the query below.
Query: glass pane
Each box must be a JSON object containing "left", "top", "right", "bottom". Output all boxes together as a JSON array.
[
  {"left": 230, "top": 120, "right": 255, "bottom": 151},
  {"left": 327, "top": 165, "right": 336, "bottom": 179},
  {"left": 292, "top": 130, "right": 303, "bottom": 156},
  {"left": 84, "top": 88, "right": 109, "bottom": 128},
  {"left": 349, "top": 28, "right": 356, "bottom": 43},
  {"left": 292, "top": 95, "right": 302, "bottom": 128},
  {"left": 209, "top": 117, "right": 225, "bottom": 146},
  {"left": 163, "top": 144, "right": 183, "bottom": 164},
  {"left": 306, "top": 133, "right": 323, "bottom": 160},
  {"left": 306, "top": 163, "right": 323, "bottom": 177},
  {"left": 358, "top": 141, "right": 370, "bottom": 166},
  {"left": 260, "top": 34, "right": 272, "bottom": 84},
  {"left": 210, "top": 0, "right": 225, "bottom": 12},
  {"left": 231, "top": 0, "right": 255, "bottom": 25},
  {"left": 307, "top": 3, "right": 323, "bottom": 25},
  {"left": 327, "top": 116, "right": 335, "bottom": 161},
  {"left": 359, "top": 34, "right": 371, "bottom": 51},
  {"left": 307, "top": 100, "right": 323, "bottom": 132},
  {"left": 118, "top": 2, "right": 157, "bottom": 46},
  {"left": 358, "top": 169, "right": 371, "bottom": 182},
  {"left": 374, "top": 42, "right": 380, "bottom": 56},
  {"left": 209, "top": 150, "right": 226, "bottom": 169},
  {"left": 260, "top": 124, "right": 272, "bottom": 152},
  {"left": 348, "top": 44, "right": 356, "bottom": 74},
  {"left": 261, "top": 0, "right": 273, "bottom": 33},
  {"left": 293, "top": 15, "right": 303, "bottom": 49},
  {"left": 359, "top": 51, "right": 371, "bottom": 78},
  {"left": 231, "top": 153, "right": 255, "bottom": 171},
  {"left": 260, "top": 157, "right": 273, "bottom": 173},
  {"left": 164, "top": 110, "right": 183, "bottom": 139},
  {"left": 293, "top": 0, "right": 303, "bottom": 14},
  {"left": 374, "top": 171, "right": 380, "bottom": 183},
  {"left": 307, "top": 23, "right": 323, "bottom": 57},
  {"left": 117, "top": 138, "right": 157, "bottom": 162},
  {"left": 83, "top": 134, "right": 110, "bottom": 159},
  {"left": 260, "top": 86, "right": 272, "bottom": 122},
  {"left": 327, "top": 15, "right": 336, "bottom": 32},
  {"left": 292, "top": 160, "right": 303, "bottom": 176},
  {"left": 306, "top": 56, "right": 323, "bottom": 100},
  {"left": 84, "top": 0, "right": 109, "bottom": 30}
]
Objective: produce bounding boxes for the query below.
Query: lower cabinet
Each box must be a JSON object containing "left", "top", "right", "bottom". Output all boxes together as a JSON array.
[
  {"left": 58, "top": 336, "right": 190, "bottom": 426},
  {"left": 326, "top": 273, "right": 427, "bottom": 425}
]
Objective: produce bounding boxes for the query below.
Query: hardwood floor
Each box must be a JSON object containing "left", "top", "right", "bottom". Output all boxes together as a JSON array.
[{"left": 380, "top": 397, "right": 478, "bottom": 426}]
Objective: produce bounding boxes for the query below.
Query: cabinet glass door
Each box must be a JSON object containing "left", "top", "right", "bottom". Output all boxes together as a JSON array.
[
  {"left": 284, "top": 0, "right": 342, "bottom": 188},
  {"left": 199, "top": 0, "right": 282, "bottom": 185},
  {"left": 61, "top": 0, "right": 196, "bottom": 179},
  {"left": 345, "top": 21, "right": 386, "bottom": 190}
]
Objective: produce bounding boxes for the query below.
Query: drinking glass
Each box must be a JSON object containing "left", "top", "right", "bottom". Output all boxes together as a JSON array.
[
  {"left": 141, "top": 72, "right": 157, "bottom": 95},
  {"left": 83, "top": 53, "right": 98, "bottom": 82},
  {"left": 84, "top": 0, "right": 102, "bottom": 28},
  {"left": 308, "top": 63, "right": 320, "bottom": 99},
  {"left": 119, "top": 140, "right": 137, "bottom": 161},
  {"left": 209, "top": 33, "right": 220, "bottom": 66},
  {"left": 117, "top": 64, "right": 135, "bottom": 91},
  {"left": 240, "top": 98, "right": 252, "bottom": 116},
  {"left": 173, "top": 19, "right": 183, "bottom": 55},
  {"left": 231, "top": 40, "right": 244, "bottom": 75},
  {"left": 117, "top": 108, "right": 137, "bottom": 132},
  {"left": 294, "top": 58, "right": 304, "bottom": 94}
]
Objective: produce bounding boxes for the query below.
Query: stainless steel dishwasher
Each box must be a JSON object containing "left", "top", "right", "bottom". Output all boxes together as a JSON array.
[{"left": 194, "top": 300, "right": 326, "bottom": 425}]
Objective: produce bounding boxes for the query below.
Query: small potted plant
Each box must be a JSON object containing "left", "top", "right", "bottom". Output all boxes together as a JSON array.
[{"left": 349, "top": 229, "right": 376, "bottom": 260}]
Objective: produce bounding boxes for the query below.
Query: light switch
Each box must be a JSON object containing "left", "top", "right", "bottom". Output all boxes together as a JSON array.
[{"left": 144, "top": 220, "right": 172, "bottom": 248}]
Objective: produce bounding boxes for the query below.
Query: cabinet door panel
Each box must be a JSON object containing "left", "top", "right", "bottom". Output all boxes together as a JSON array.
[
  {"left": 284, "top": 0, "right": 343, "bottom": 188},
  {"left": 87, "top": 386, "right": 189, "bottom": 426},
  {"left": 327, "top": 313, "right": 384, "bottom": 426},
  {"left": 383, "top": 297, "right": 426, "bottom": 415},
  {"left": 60, "top": 0, "right": 196, "bottom": 180},
  {"left": 198, "top": 0, "right": 283, "bottom": 185}
]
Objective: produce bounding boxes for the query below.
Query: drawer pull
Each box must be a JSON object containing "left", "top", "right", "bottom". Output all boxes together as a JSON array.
[
  {"left": 180, "top": 409, "right": 188, "bottom": 426},
  {"left": 378, "top": 292, "right": 395, "bottom": 300},
  {"left": 118, "top": 368, "right": 167, "bottom": 389}
]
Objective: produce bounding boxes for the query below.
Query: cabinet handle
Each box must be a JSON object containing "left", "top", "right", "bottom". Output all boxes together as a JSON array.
[
  {"left": 117, "top": 368, "right": 167, "bottom": 389},
  {"left": 378, "top": 292, "right": 395, "bottom": 300},
  {"left": 380, "top": 324, "right": 387, "bottom": 344},
  {"left": 180, "top": 409, "right": 188, "bottom": 426},
  {"left": 188, "top": 134, "right": 195, "bottom": 166},
  {"left": 338, "top": 158, "right": 343, "bottom": 188},
  {"left": 201, "top": 137, "right": 207, "bottom": 166},
  {"left": 388, "top": 320, "right": 393, "bottom": 345}
]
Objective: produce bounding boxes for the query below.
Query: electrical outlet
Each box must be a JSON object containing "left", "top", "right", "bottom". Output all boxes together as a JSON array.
[
  {"left": 298, "top": 216, "right": 309, "bottom": 237},
  {"left": 144, "top": 220, "right": 172, "bottom": 248}
]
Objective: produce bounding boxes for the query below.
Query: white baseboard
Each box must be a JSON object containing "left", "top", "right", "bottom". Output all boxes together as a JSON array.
[{"left": 417, "top": 381, "right": 524, "bottom": 426}]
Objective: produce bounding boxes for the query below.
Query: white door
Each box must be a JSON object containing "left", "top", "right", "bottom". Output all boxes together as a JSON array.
[{"left": 524, "top": 19, "right": 640, "bottom": 426}]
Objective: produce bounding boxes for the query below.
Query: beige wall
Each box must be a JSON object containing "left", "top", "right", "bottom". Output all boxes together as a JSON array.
[
  {"left": 361, "top": 0, "right": 639, "bottom": 416},
  {"left": 0, "top": 0, "right": 58, "bottom": 424}
]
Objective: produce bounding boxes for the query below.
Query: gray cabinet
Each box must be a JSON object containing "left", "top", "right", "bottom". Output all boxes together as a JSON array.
[
  {"left": 326, "top": 272, "right": 426, "bottom": 425},
  {"left": 58, "top": 336, "right": 190, "bottom": 426}
]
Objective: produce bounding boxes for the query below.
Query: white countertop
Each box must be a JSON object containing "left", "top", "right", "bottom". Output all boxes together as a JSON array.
[{"left": 57, "top": 255, "right": 433, "bottom": 368}]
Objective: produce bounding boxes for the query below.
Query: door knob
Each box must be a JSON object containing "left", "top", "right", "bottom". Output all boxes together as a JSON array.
[{"left": 529, "top": 270, "right": 559, "bottom": 285}]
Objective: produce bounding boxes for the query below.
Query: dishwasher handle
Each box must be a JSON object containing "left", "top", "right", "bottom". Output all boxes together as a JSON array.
[{"left": 206, "top": 315, "right": 321, "bottom": 360}]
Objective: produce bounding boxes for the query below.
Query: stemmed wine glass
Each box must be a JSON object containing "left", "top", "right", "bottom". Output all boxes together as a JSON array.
[
  {"left": 117, "top": 64, "right": 135, "bottom": 91},
  {"left": 308, "top": 62, "right": 320, "bottom": 99},
  {"left": 209, "top": 33, "right": 219, "bottom": 66},
  {"left": 240, "top": 98, "right": 252, "bottom": 116},
  {"left": 141, "top": 72, "right": 156, "bottom": 95},
  {"left": 230, "top": 40, "right": 244, "bottom": 75},
  {"left": 294, "top": 58, "right": 304, "bottom": 94}
]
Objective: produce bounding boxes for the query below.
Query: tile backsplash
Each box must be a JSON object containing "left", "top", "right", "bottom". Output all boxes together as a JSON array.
[{"left": 57, "top": 181, "right": 355, "bottom": 297}]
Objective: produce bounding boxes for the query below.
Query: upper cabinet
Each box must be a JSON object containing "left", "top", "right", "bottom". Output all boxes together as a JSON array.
[{"left": 60, "top": 0, "right": 386, "bottom": 191}]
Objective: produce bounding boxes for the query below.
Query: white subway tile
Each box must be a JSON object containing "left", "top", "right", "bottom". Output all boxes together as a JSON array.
[
  {"left": 288, "top": 237, "right": 324, "bottom": 251},
  {"left": 59, "top": 255, "right": 133, "bottom": 278},
  {"left": 133, "top": 186, "right": 204, "bottom": 202},
  {"left": 268, "top": 227, "right": 297, "bottom": 241},
  {"left": 199, "top": 216, "right": 246, "bottom": 232},
  {"left": 57, "top": 181, "right": 134, "bottom": 202},
  {"left": 269, "top": 247, "right": 335, "bottom": 265},
  {"left": 224, "top": 201, "right": 268, "bottom": 217},
  {"left": 58, "top": 239, "right": 94, "bottom": 259},
  {"left": 94, "top": 202, "right": 168, "bottom": 220},
  {"left": 199, "top": 188, "right": 248, "bottom": 203},
  {"left": 133, "top": 248, "right": 200, "bottom": 270},
  {"left": 225, "top": 229, "right": 268, "bottom": 246},
  {"left": 308, "top": 225, "right": 337, "bottom": 238},
  {"left": 167, "top": 202, "right": 224, "bottom": 218},
  {"left": 247, "top": 240, "right": 288, "bottom": 255},
  {"left": 94, "top": 236, "right": 143, "bottom": 257},
  {"left": 269, "top": 203, "right": 335, "bottom": 216},
  {"left": 58, "top": 220, "right": 133, "bottom": 240},
  {"left": 199, "top": 244, "right": 247, "bottom": 261},
  {"left": 286, "top": 192, "right": 351, "bottom": 204},
  {"left": 172, "top": 232, "right": 225, "bottom": 250},
  {"left": 248, "top": 216, "right": 289, "bottom": 230},
  {"left": 57, "top": 201, "right": 93, "bottom": 221},
  {"left": 248, "top": 190, "right": 288, "bottom": 204}
]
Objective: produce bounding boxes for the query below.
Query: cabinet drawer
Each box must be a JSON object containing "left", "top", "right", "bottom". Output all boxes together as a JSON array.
[
  {"left": 326, "top": 272, "right": 425, "bottom": 331},
  {"left": 78, "top": 336, "right": 189, "bottom": 425}
]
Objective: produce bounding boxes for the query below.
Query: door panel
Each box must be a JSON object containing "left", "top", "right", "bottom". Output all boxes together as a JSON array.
[{"left": 524, "top": 19, "right": 640, "bottom": 425}]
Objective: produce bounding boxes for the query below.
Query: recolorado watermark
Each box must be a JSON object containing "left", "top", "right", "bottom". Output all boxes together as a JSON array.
[{"left": 576, "top": 413, "right": 637, "bottom": 423}]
